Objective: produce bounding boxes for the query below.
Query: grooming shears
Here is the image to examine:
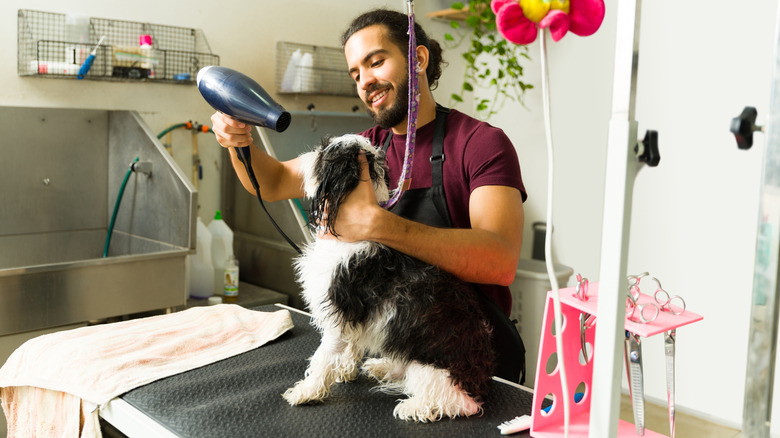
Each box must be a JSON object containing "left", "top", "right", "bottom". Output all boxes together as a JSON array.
[
  {"left": 664, "top": 327, "right": 677, "bottom": 438},
  {"left": 623, "top": 273, "right": 648, "bottom": 435},
  {"left": 573, "top": 274, "right": 595, "bottom": 364},
  {"left": 624, "top": 274, "right": 685, "bottom": 437},
  {"left": 625, "top": 273, "right": 658, "bottom": 324},
  {"left": 625, "top": 275, "right": 686, "bottom": 324},
  {"left": 653, "top": 277, "right": 683, "bottom": 438},
  {"left": 624, "top": 330, "right": 645, "bottom": 435}
]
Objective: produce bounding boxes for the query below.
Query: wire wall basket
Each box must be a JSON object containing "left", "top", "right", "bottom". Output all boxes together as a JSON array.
[
  {"left": 18, "top": 9, "right": 219, "bottom": 84},
  {"left": 275, "top": 41, "right": 357, "bottom": 97}
]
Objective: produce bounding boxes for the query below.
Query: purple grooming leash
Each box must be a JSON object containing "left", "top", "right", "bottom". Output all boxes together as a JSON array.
[{"left": 380, "top": 0, "right": 420, "bottom": 208}]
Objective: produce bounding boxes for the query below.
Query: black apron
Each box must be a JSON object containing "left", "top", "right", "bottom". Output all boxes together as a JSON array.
[{"left": 385, "top": 105, "right": 527, "bottom": 384}]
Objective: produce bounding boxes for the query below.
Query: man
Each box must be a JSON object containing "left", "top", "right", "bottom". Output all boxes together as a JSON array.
[{"left": 211, "top": 8, "right": 527, "bottom": 382}]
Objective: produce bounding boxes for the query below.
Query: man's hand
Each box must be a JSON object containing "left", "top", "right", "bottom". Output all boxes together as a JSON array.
[
  {"left": 318, "top": 152, "right": 382, "bottom": 242},
  {"left": 210, "top": 112, "right": 253, "bottom": 148}
]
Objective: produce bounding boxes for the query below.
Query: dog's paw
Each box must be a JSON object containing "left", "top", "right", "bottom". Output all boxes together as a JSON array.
[
  {"left": 393, "top": 397, "right": 441, "bottom": 422},
  {"left": 282, "top": 380, "right": 327, "bottom": 406},
  {"left": 362, "top": 357, "right": 403, "bottom": 383},
  {"left": 334, "top": 366, "right": 359, "bottom": 383},
  {"left": 393, "top": 396, "right": 482, "bottom": 422}
]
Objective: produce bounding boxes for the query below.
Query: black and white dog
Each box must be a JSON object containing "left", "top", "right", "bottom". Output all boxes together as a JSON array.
[{"left": 282, "top": 134, "right": 496, "bottom": 422}]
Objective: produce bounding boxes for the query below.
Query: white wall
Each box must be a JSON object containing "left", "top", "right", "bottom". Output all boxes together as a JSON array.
[
  {"left": 1, "top": 0, "right": 778, "bottom": 433},
  {"left": 434, "top": 0, "right": 773, "bottom": 431}
]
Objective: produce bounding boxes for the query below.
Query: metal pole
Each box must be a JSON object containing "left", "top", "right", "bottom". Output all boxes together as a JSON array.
[
  {"left": 589, "top": 0, "right": 642, "bottom": 436},
  {"left": 742, "top": 5, "right": 780, "bottom": 436}
]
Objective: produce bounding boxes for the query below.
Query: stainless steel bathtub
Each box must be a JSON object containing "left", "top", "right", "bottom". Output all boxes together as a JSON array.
[{"left": 0, "top": 107, "right": 196, "bottom": 336}]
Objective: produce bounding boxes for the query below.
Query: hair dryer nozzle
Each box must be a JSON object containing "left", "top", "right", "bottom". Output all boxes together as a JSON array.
[{"left": 197, "top": 66, "right": 291, "bottom": 132}]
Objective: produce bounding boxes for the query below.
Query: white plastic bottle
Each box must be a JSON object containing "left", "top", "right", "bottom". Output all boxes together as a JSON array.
[
  {"left": 223, "top": 255, "right": 239, "bottom": 301},
  {"left": 188, "top": 217, "right": 214, "bottom": 299},
  {"left": 298, "top": 52, "right": 314, "bottom": 92},
  {"left": 281, "top": 49, "right": 302, "bottom": 92},
  {"left": 208, "top": 210, "right": 234, "bottom": 295}
]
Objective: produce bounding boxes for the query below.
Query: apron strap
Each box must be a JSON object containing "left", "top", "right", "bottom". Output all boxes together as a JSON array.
[
  {"left": 430, "top": 104, "right": 449, "bottom": 187},
  {"left": 381, "top": 104, "right": 451, "bottom": 227},
  {"left": 430, "top": 105, "right": 451, "bottom": 226}
]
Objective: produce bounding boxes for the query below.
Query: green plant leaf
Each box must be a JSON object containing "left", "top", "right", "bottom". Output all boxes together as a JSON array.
[{"left": 443, "top": 0, "right": 533, "bottom": 119}]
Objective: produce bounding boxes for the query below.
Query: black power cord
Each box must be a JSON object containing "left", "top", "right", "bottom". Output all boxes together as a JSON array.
[{"left": 236, "top": 146, "right": 302, "bottom": 255}]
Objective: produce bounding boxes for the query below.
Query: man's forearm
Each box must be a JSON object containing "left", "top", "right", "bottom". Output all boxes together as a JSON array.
[{"left": 369, "top": 209, "right": 522, "bottom": 286}]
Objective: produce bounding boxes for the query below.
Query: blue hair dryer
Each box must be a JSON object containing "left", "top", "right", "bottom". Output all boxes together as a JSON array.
[
  {"left": 197, "top": 66, "right": 291, "bottom": 132},
  {"left": 196, "top": 66, "right": 301, "bottom": 254}
]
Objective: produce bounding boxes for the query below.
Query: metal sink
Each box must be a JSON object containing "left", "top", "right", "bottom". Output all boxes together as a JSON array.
[{"left": 0, "top": 107, "right": 196, "bottom": 336}]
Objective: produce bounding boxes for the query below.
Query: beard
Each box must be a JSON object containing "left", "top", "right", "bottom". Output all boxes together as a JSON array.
[{"left": 365, "top": 72, "right": 409, "bottom": 129}]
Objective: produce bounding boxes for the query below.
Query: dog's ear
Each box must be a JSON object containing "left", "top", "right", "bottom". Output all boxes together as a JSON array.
[
  {"left": 364, "top": 148, "right": 390, "bottom": 203},
  {"left": 309, "top": 137, "right": 366, "bottom": 236},
  {"left": 298, "top": 141, "right": 326, "bottom": 199}
]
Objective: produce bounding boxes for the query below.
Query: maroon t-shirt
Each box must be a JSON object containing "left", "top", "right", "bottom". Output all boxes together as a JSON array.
[{"left": 358, "top": 108, "right": 526, "bottom": 315}]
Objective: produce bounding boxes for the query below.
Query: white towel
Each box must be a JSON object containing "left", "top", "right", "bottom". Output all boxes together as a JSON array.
[{"left": 0, "top": 304, "right": 294, "bottom": 437}]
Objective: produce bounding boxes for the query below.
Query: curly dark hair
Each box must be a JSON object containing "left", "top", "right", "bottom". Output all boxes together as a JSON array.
[{"left": 341, "top": 9, "right": 445, "bottom": 90}]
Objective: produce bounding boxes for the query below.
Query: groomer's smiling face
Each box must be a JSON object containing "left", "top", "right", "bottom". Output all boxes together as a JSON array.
[{"left": 344, "top": 24, "right": 409, "bottom": 130}]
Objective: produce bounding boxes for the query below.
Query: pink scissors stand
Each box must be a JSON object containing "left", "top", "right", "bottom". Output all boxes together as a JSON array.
[{"left": 529, "top": 282, "right": 702, "bottom": 437}]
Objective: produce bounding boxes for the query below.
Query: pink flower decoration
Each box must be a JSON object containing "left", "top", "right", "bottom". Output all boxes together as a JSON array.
[
  {"left": 491, "top": 0, "right": 515, "bottom": 14},
  {"left": 492, "top": 0, "right": 605, "bottom": 45},
  {"left": 494, "top": 2, "right": 538, "bottom": 45},
  {"left": 568, "top": 0, "right": 605, "bottom": 37},
  {"left": 540, "top": 9, "right": 570, "bottom": 42}
]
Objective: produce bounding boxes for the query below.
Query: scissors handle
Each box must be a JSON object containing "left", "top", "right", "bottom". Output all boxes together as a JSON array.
[
  {"left": 574, "top": 274, "right": 589, "bottom": 301},
  {"left": 654, "top": 289, "right": 686, "bottom": 315},
  {"left": 626, "top": 295, "right": 659, "bottom": 324}
]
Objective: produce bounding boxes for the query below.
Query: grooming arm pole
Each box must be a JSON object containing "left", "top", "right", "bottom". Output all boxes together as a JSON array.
[
  {"left": 742, "top": 5, "right": 780, "bottom": 436},
  {"left": 254, "top": 127, "right": 313, "bottom": 246},
  {"left": 590, "top": 0, "right": 642, "bottom": 436}
]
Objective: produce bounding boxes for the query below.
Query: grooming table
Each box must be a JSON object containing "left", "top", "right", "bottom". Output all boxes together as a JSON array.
[{"left": 100, "top": 304, "right": 535, "bottom": 437}]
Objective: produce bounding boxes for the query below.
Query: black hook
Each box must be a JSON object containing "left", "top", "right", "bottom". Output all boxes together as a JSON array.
[
  {"left": 635, "top": 130, "right": 660, "bottom": 167},
  {"left": 730, "top": 106, "right": 763, "bottom": 150}
]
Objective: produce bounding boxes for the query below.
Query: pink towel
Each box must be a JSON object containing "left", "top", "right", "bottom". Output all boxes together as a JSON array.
[{"left": 0, "top": 304, "right": 294, "bottom": 437}]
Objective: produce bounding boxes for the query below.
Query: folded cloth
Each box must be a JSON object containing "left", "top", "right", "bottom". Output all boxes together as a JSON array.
[
  {"left": 1, "top": 386, "right": 99, "bottom": 438},
  {"left": 0, "top": 304, "right": 294, "bottom": 437}
]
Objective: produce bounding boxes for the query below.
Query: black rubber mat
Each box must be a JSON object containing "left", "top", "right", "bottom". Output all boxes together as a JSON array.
[{"left": 118, "top": 305, "right": 534, "bottom": 437}]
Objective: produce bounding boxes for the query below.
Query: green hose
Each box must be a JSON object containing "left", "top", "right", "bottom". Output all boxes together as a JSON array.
[
  {"left": 157, "top": 123, "right": 214, "bottom": 139},
  {"left": 104, "top": 157, "right": 139, "bottom": 257},
  {"left": 157, "top": 123, "right": 188, "bottom": 138}
]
